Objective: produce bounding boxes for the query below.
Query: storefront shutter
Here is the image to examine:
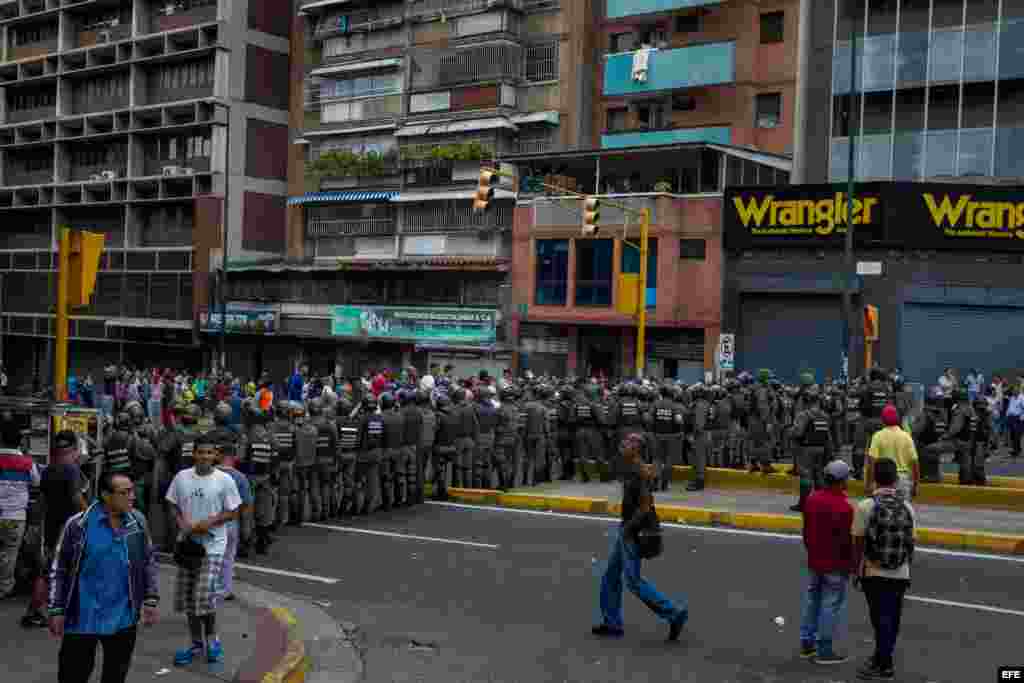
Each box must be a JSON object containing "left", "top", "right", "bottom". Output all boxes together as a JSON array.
[{"left": 738, "top": 295, "right": 843, "bottom": 384}]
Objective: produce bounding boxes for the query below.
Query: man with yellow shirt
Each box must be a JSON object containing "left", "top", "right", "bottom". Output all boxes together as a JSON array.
[{"left": 865, "top": 405, "right": 919, "bottom": 500}]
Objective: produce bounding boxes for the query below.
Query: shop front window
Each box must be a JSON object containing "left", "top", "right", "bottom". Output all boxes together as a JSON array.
[
  {"left": 575, "top": 239, "right": 613, "bottom": 307},
  {"left": 535, "top": 239, "right": 568, "bottom": 306},
  {"left": 620, "top": 237, "right": 657, "bottom": 308}
]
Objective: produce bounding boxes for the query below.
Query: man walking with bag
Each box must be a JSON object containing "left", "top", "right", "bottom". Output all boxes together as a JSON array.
[{"left": 593, "top": 433, "right": 688, "bottom": 643}]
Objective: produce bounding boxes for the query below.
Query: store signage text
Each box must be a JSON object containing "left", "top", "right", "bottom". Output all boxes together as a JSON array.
[
  {"left": 331, "top": 305, "right": 497, "bottom": 344},
  {"left": 922, "top": 193, "right": 1024, "bottom": 239},
  {"left": 731, "top": 192, "right": 879, "bottom": 235}
]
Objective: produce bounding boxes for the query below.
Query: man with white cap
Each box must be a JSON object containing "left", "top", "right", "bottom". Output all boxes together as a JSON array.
[{"left": 798, "top": 459, "right": 854, "bottom": 665}]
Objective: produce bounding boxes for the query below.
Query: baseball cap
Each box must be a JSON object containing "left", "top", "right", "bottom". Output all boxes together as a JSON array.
[
  {"left": 823, "top": 459, "right": 850, "bottom": 482},
  {"left": 882, "top": 404, "right": 899, "bottom": 426}
]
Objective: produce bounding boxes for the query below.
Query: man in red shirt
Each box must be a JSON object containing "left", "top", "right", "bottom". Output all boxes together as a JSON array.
[{"left": 799, "top": 459, "right": 854, "bottom": 665}]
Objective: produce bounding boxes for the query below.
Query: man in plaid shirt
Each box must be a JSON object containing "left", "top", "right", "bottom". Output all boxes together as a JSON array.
[{"left": 851, "top": 458, "right": 914, "bottom": 681}]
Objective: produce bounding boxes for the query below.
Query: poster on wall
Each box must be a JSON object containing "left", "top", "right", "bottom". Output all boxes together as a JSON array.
[
  {"left": 331, "top": 305, "right": 498, "bottom": 344},
  {"left": 200, "top": 305, "right": 279, "bottom": 335}
]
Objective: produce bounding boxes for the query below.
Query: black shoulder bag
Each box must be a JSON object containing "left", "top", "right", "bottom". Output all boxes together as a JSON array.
[{"left": 634, "top": 507, "right": 663, "bottom": 560}]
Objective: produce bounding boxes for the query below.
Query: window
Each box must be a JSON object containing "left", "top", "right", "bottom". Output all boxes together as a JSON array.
[
  {"left": 760, "top": 11, "right": 785, "bottom": 44},
  {"left": 575, "top": 239, "right": 613, "bottom": 307},
  {"left": 755, "top": 93, "right": 782, "bottom": 128},
  {"left": 637, "top": 27, "right": 666, "bottom": 47},
  {"left": 14, "top": 23, "right": 57, "bottom": 46},
  {"left": 606, "top": 109, "right": 628, "bottom": 132},
  {"left": 524, "top": 40, "right": 559, "bottom": 82},
  {"left": 9, "top": 90, "right": 55, "bottom": 111},
  {"left": 680, "top": 238, "right": 706, "bottom": 260},
  {"left": 672, "top": 94, "right": 696, "bottom": 112},
  {"left": 637, "top": 103, "right": 665, "bottom": 129},
  {"left": 675, "top": 13, "right": 701, "bottom": 34},
  {"left": 620, "top": 238, "right": 658, "bottom": 308},
  {"left": 609, "top": 32, "right": 635, "bottom": 53},
  {"left": 535, "top": 239, "right": 568, "bottom": 306},
  {"left": 319, "top": 73, "right": 400, "bottom": 101},
  {"left": 156, "top": 60, "right": 214, "bottom": 90}
]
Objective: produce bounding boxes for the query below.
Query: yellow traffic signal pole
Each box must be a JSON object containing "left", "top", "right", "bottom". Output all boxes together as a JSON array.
[
  {"left": 477, "top": 167, "right": 651, "bottom": 378},
  {"left": 55, "top": 227, "right": 71, "bottom": 401}
]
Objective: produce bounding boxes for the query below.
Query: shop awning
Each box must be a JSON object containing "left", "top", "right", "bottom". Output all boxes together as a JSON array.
[
  {"left": 104, "top": 318, "right": 193, "bottom": 330},
  {"left": 287, "top": 191, "right": 398, "bottom": 206},
  {"left": 310, "top": 59, "right": 402, "bottom": 77},
  {"left": 414, "top": 343, "right": 500, "bottom": 353},
  {"left": 510, "top": 111, "right": 560, "bottom": 126},
  {"left": 395, "top": 117, "right": 516, "bottom": 137},
  {"left": 391, "top": 189, "right": 516, "bottom": 203},
  {"left": 303, "top": 123, "right": 397, "bottom": 137},
  {"left": 298, "top": 0, "right": 351, "bottom": 13}
]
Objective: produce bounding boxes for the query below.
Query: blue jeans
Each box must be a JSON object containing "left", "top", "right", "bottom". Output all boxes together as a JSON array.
[
  {"left": 598, "top": 524, "right": 687, "bottom": 629},
  {"left": 799, "top": 570, "right": 849, "bottom": 656}
]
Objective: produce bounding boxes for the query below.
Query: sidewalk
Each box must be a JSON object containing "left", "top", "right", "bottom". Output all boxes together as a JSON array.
[{"left": 0, "top": 564, "right": 255, "bottom": 683}]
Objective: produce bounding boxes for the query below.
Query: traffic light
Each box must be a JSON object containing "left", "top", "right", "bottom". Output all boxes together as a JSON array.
[
  {"left": 473, "top": 168, "right": 499, "bottom": 212},
  {"left": 68, "top": 230, "right": 105, "bottom": 307},
  {"left": 581, "top": 196, "right": 601, "bottom": 236},
  {"left": 864, "top": 304, "right": 879, "bottom": 341}
]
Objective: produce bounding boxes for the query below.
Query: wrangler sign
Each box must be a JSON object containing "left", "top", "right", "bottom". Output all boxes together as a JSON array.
[{"left": 723, "top": 182, "right": 1024, "bottom": 251}]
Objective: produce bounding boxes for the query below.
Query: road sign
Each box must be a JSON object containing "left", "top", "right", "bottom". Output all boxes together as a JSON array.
[
  {"left": 718, "top": 333, "right": 735, "bottom": 372},
  {"left": 857, "top": 261, "right": 883, "bottom": 276}
]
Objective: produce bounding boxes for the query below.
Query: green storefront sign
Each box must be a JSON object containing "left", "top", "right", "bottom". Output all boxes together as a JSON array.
[{"left": 331, "top": 306, "right": 497, "bottom": 343}]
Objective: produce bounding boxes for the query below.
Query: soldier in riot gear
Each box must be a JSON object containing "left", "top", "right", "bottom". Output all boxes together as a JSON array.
[
  {"left": 613, "top": 384, "right": 645, "bottom": 463},
  {"left": 379, "top": 392, "right": 404, "bottom": 510},
  {"left": 789, "top": 389, "right": 833, "bottom": 512},
  {"left": 415, "top": 390, "right": 436, "bottom": 503},
  {"left": 708, "top": 386, "right": 732, "bottom": 469},
  {"left": 493, "top": 387, "right": 519, "bottom": 491},
  {"left": 397, "top": 391, "right": 422, "bottom": 505},
  {"left": 308, "top": 397, "right": 339, "bottom": 521},
  {"left": 103, "top": 411, "right": 136, "bottom": 479},
  {"left": 433, "top": 394, "right": 459, "bottom": 499},
  {"left": 451, "top": 388, "right": 479, "bottom": 489},
  {"left": 947, "top": 390, "right": 985, "bottom": 486},
  {"left": 747, "top": 370, "right": 778, "bottom": 475},
  {"left": 856, "top": 368, "right": 891, "bottom": 480},
  {"left": 242, "top": 399, "right": 279, "bottom": 554},
  {"left": 912, "top": 389, "right": 949, "bottom": 483},
  {"left": 357, "top": 394, "right": 385, "bottom": 514},
  {"left": 540, "top": 385, "right": 562, "bottom": 482},
  {"left": 726, "top": 381, "right": 749, "bottom": 469},
  {"left": 521, "top": 387, "right": 548, "bottom": 488},
  {"left": 293, "top": 401, "right": 318, "bottom": 523},
  {"left": 573, "top": 385, "right": 603, "bottom": 483},
  {"left": 473, "top": 386, "right": 500, "bottom": 489},
  {"left": 207, "top": 400, "right": 247, "bottom": 552},
  {"left": 967, "top": 396, "right": 991, "bottom": 486},
  {"left": 336, "top": 397, "right": 360, "bottom": 515},
  {"left": 271, "top": 401, "right": 297, "bottom": 527},
  {"left": 687, "top": 384, "right": 712, "bottom": 491},
  {"left": 651, "top": 385, "right": 684, "bottom": 491}
]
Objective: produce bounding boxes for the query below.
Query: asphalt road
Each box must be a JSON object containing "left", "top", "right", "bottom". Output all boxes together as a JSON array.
[{"left": 230, "top": 502, "right": 1022, "bottom": 683}]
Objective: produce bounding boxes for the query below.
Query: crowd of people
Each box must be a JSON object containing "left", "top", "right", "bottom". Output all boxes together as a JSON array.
[{"left": 0, "top": 359, "right": 1015, "bottom": 682}]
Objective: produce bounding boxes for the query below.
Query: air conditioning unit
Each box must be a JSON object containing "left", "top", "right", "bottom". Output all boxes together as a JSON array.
[
  {"left": 100, "top": 170, "right": 117, "bottom": 180},
  {"left": 89, "top": 173, "right": 104, "bottom": 182},
  {"left": 162, "top": 3, "right": 177, "bottom": 16},
  {"left": 108, "top": 17, "right": 120, "bottom": 27},
  {"left": 162, "top": 165, "right": 181, "bottom": 176},
  {"left": 180, "top": 167, "right": 195, "bottom": 175},
  {"left": 97, "top": 30, "right": 111, "bottom": 44}
]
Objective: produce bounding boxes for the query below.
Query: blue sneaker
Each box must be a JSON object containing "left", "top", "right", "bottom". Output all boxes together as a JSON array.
[
  {"left": 207, "top": 639, "right": 224, "bottom": 663},
  {"left": 174, "top": 643, "right": 204, "bottom": 667}
]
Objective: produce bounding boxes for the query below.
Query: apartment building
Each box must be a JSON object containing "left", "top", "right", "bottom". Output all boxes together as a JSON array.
[
  {"left": 595, "top": 0, "right": 797, "bottom": 156},
  {"left": 213, "top": 0, "right": 597, "bottom": 382},
  {"left": 0, "top": 0, "right": 292, "bottom": 388}
]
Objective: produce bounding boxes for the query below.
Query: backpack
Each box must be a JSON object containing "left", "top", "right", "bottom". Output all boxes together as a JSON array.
[
  {"left": 802, "top": 413, "right": 830, "bottom": 447},
  {"left": 865, "top": 493, "right": 914, "bottom": 571}
]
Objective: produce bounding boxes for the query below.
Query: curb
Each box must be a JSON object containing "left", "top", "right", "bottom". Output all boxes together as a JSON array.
[
  {"left": 263, "top": 608, "right": 308, "bottom": 683},
  {"left": 668, "top": 465, "right": 1024, "bottom": 512},
  {"left": 733, "top": 463, "right": 1024, "bottom": 490},
  {"left": 443, "top": 488, "right": 1024, "bottom": 556}
]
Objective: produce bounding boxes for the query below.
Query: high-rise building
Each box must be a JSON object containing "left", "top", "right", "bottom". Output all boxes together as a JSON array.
[
  {"left": 0, "top": 0, "right": 292, "bottom": 388},
  {"left": 799, "top": 0, "right": 1023, "bottom": 183},
  {"left": 595, "top": 0, "right": 797, "bottom": 155},
  {"left": 213, "top": 0, "right": 597, "bottom": 381}
]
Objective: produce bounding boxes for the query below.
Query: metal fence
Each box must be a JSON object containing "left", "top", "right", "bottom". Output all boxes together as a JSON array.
[
  {"left": 524, "top": 40, "right": 559, "bottom": 82},
  {"left": 411, "top": 43, "right": 522, "bottom": 89},
  {"left": 402, "top": 200, "right": 512, "bottom": 233}
]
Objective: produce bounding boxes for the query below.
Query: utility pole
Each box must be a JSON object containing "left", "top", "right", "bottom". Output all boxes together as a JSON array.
[
  {"left": 842, "top": 0, "right": 859, "bottom": 446},
  {"left": 634, "top": 207, "right": 651, "bottom": 379}
]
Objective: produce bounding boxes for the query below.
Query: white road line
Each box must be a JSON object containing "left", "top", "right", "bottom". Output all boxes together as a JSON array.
[
  {"left": 305, "top": 522, "right": 500, "bottom": 549},
  {"left": 426, "top": 501, "right": 1024, "bottom": 564},
  {"left": 233, "top": 562, "right": 340, "bottom": 584},
  {"left": 907, "top": 595, "right": 1024, "bottom": 617}
]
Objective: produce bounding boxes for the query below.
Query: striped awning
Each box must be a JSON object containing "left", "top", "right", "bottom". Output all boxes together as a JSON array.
[{"left": 287, "top": 191, "right": 398, "bottom": 206}]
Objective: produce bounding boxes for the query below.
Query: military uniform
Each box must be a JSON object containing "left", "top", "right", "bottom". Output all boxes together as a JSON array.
[
  {"left": 494, "top": 395, "right": 519, "bottom": 491},
  {"left": 543, "top": 394, "right": 562, "bottom": 482},
  {"left": 573, "top": 392, "right": 602, "bottom": 483},
  {"left": 791, "top": 400, "right": 833, "bottom": 511},
  {"left": 434, "top": 400, "right": 460, "bottom": 498},
  {"left": 357, "top": 403, "right": 385, "bottom": 514},
  {"left": 398, "top": 398, "right": 422, "bottom": 505},
  {"left": 452, "top": 394, "right": 478, "bottom": 489},
  {"left": 521, "top": 396, "right": 548, "bottom": 488},
  {"left": 336, "top": 407, "right": 360, "bottom": 514},
  {"left": 416, "top": 397, "right": 437, "bottom": 503},
  {"left": 912, "top": 399, "right": 948, "bottom": 483},
  {"left": 270, "top": 408, "right": 296, "bottom": 527},
  {"left": 687, "top": 389, "right": 711, "bottom": 491},
  {"left": 857, "top": 379, "right": 890, "bottom": 480},
  {"left": 312, "top": 409, "right": 339, "bottom": 520},
  {"left": 708, "top": 389, "right": 733, "bottom": 469},
  {"left": 244, "top": 412, "right": 279, "bottom": 553},
  {"left": 293, "top": 411, "right": 318, "bottom": 522},
  {"left": 747, "top": 382, "right": 777, "bottom": 474},
  {"left": 651, "top": 391, "right": 683, "bottom": 491},
  {"left": 474, "top": 396, "right": 500, "bottom": 489},
  {"left": 380, "top": 399, "right": 404, "bottom": 510}
]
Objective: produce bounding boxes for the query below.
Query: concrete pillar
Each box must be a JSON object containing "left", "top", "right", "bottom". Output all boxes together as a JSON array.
[
  {"left": 566, "top": 326, "right": 579, "bottom": 375},
  {"left": 791, "top": 0, "right": 813, "bottom": 183}
]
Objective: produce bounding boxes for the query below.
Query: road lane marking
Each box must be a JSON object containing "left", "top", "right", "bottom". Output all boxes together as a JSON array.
[
  {"left": 426, "top": 501, "right": 1024, "bottom": 564},
  {"left": 233, "top": 562, "right": 340, "bottom": 584},
  {"left": 907, "top": 595, "right": 1024, "bottom": 617},
  {"left": 305, "top": 522, "right": 500, "bottom": 549}
]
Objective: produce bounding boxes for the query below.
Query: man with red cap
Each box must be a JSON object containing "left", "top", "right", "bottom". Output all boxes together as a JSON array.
[{"left": 865, "top": 405, "right": 919, "bottom": 500}]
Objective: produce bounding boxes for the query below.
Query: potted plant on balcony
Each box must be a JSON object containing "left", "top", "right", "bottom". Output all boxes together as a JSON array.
[{"left": 306, "top": 149, "right": 398, "bottom": 185}]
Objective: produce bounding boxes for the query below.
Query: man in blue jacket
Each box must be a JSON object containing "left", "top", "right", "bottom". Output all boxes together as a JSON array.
[{"left": 48, "top": 470, "right": 160, "bottom": 683}]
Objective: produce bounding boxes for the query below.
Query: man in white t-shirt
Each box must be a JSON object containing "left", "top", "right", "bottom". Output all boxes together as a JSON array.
[{"left": 165, "top": 435, "right": 240, "bottom": 668}]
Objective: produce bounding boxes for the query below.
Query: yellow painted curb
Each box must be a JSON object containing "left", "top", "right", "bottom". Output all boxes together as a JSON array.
[
  {"left": 454, "top": 492, "right": 1024, "bottom": 556},
  {"left": 447, "top": 488, "right": 500, "bottom": 505},
  {"left": 263, "top": 607, "right": 308, "bottom": 683}
]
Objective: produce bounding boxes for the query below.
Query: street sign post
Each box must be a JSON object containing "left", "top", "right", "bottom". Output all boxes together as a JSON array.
[{"left": 718, "top": 333, "right": 735, "bottom": 378}]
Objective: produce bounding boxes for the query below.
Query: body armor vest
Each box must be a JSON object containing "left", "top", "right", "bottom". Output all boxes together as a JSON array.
[
  {"left": 104, "top": 431, "right": 132, "bottom": 474},
  {"left": 476, "top": 403, "right": 499, "bottom": 434},
  {"left": 273, "top": 423, "right": 295, "bottom": 460},
  {"left": 339, "top": 422, "right": 360, "bottom": 451},
  {"left": 545, "top": 405, "right": 558, "bottom": 435},
  {"left": 619, "top": 400, "right": 640, "bottom": 426},
  {"left": 249, "top": 438, "right": 274, "bottom": 467},
  {"left": 294, "top": 423, "right": 318, "bottom": 467},
  {"left": 802, "top": 412, "right": 831, "bottom": 447},
  {"left": 363, "top": 414, "right": 384, "bottom": 449},
  {"left": 420, "top": 409, "right": 437, "bottom": 448},
  {"left": 575, "top": 402, "right": 592, "bottom": 422}
]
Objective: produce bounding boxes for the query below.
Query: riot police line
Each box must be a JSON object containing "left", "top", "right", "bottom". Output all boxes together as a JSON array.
[{"left": 50, "top": 365, "right": 992, "bottom": 557}]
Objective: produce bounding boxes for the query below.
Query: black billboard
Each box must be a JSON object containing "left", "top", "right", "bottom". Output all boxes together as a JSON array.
[{"left": 724, "top": 182, "right": 1024, "bottom": 251}]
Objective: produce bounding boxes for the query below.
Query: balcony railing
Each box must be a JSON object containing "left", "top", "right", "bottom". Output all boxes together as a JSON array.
[
  {"left": 71, "top": 94, "right": 130, "bottom": 116},
  {"left": 77, "top": 24, "right": 132, "bottom": 48},
  {"left": 308, "top": 93, "right": 403, "bottom": 127},
  {"left": 601, "top": 125, "right": 731, "bottom": 149},
  {"left": 147, "top": 85, "right": 214, "bottom": 106},
  {"left": 143, "top": 156, "right": 211, "bottom": 177},
  {"left": 603, "top": 41, "right": 735, "bottom": 96},
  {"left": 69, "top": 163, "right": 128, "bottom": 182},
  {"left": 410, "top": 0, "right": 521, "bottom": 19},
  {"left": 8, "top": 38, "right": 59, "bottom": 61},
  {"left": 411, "top": 43, "right": 522, "bottom": 90},
  {"left": 5, "top": 169, "right": 53, "bottom": 186},
  {"left": 402, "top": 201, "right": 511, "bottom": 233},
  {"left": 149, "top": 4, "right": 218, "bottom": 34},
  {"left": 605, "top": 0, "right": 721, "bottom": 20},
  {"left": 6, "top": 106, "right": 55, "bottom": 124},
  {"left": 314, "top": 6, "right": 405, "bottom": 39},
  {"left": 307, "top": 217, "right": 395, "bottom": 238}
]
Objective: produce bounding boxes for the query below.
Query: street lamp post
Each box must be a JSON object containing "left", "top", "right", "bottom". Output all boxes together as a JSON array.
[{"left": 842, "top": 0, "right": 859, "bottom": 449}]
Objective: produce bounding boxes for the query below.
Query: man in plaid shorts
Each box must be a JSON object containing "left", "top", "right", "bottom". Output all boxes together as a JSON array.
[{"left": 165, "top": 434, "right": 241, "bottom": 667}]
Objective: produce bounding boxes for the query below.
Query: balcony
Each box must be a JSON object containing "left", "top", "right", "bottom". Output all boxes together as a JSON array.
[
  {"left": 143, "top": 156, "right": 211, "bottom": 177},
  {"left": 306, "top": 92, "right": 402, "bottom": 129},
  {"left": 603, "top": 42, "right": 735, "bottom": 96},
  {"left": 68, "top": 163, "right": 127, "bottom": 182},
  {"left": 77, "top": 23, "right": 132, "bottom": 48},
  {"left": 410, "top": 43, "right": 522, "bottom": 90},
  {"left": 314, "top": 5, "right": 404, "bottom": 39},
  {"left": 605, "top": 0, "right": 721, "bottom": 20},
  {"left": 4, "top": 169, "right": 52, "bottom": 186},
  {"left": 409, "top": 0, "right": 521, "bottom": 20},
  {"left": 7, "top": 37, "right": 58, "bottom": 61},
  {"left": 307, "top": 216, "right": 395, "bottom": 238},
  {"left": 6, "top": 106, "right": 55, "bottom": 124},
  {"left": 150, "top": 4, "right": 218, "bottom": 33},
  {"left": 601, "top": 125, "right": 730, "bottom": 149}
]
